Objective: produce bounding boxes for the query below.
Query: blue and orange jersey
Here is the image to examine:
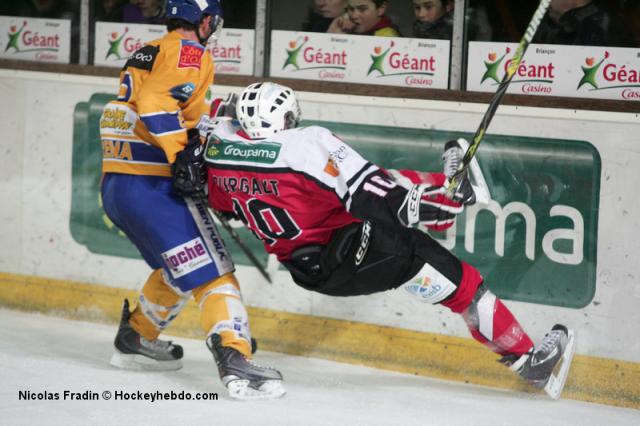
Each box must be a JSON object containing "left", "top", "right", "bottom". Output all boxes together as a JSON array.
[{"left": 100, "top": 31, "right": 214, "bottom": 177}]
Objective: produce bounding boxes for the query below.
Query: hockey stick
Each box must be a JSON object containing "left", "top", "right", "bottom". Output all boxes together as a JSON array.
[
  {"left": 446, "top": 0, "right": 551, "bottom": 198},
  {"left": 197, "top": 194, "right": 272, "bottom": 283}
]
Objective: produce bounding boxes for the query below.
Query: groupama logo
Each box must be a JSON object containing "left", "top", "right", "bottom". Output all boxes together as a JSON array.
[
  {"left": 282, "top": 35, "right": 347, "bottom": 77},
  {"left": 4, "top": 20, "right": 60, "bottom": 54},
  {"left": 577, "top": 50, "right": 640, "bottom": 100},
  {"left": 480, "top": 46, "right": 555, "bottom": 94}
]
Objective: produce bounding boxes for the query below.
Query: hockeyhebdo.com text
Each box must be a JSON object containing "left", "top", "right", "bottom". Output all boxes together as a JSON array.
[{"left": 18, "top": 389, "right": 219, "bottom": 402}]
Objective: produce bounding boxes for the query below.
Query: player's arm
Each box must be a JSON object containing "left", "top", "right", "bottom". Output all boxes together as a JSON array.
[{"left": 320, "top": 132, "right": 473, "bottom": 229}]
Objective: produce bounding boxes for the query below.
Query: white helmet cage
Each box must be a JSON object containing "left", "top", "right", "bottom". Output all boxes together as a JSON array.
[{"left": 236, "top": 82, "right": 302, "bottom": 139}]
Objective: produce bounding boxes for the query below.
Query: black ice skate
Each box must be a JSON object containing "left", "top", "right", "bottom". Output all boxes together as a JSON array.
[
  {"left": 207, "top": 334, "right": 285, "bottom": 400},
  {"left": 109, "top": 299, "right": 183, "bottom": 371},
  {"left": 501, "top": 324, "right": 576, "bottom": 399}
]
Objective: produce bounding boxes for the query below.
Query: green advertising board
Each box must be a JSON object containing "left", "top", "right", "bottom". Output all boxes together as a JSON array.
[{"left": 71, "top": 94, "right": 600, "bottom": 308}]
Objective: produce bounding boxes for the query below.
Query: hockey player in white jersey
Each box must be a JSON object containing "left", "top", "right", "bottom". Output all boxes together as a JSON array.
[{"left": 202, "top": 82, "right": 575, "bottom": 399}]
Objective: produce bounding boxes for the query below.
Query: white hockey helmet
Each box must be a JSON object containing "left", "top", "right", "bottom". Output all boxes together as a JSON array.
[{"left": 236, "top": 82, "right": 301, "bottom": 139}]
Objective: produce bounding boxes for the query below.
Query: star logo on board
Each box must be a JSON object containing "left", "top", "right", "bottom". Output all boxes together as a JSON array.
[
  {"left": 283, "top": 36, "right": 308, "bottom": 70},
  {"left": 481, "top": 47, "right": 510, "bottom": 84},
  {"left": 5, "top": 20, "right": 27, "bottom": 53},
  {"left": 105, "top": 27, "right": 128, "bottom": 60},
  {"left": 577, "top": 51, "right": 609, "bottom": 90},
  {"left": 367, "top": 41, "right": 394, "bottom": 76}
]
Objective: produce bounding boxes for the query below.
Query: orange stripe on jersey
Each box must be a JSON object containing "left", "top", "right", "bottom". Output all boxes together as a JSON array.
[{"left": 102, "top": 160, "right": 172, "bottom": 177}]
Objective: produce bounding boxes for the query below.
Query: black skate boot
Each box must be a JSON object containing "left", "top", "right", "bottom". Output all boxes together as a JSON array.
[
  {"left": 110, "top": 299, "right": 183, "bottom": 371},
  {"left": 207, "top": 334, "right": 285, "bottom": 400},
  {"left": 500, "top": 324, "right": 575, "bottom": 399}
]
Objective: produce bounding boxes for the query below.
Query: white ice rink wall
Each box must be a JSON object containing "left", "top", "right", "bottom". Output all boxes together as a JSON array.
[{"left": 0, "top": 69, "right": 639, "bottom": 407}]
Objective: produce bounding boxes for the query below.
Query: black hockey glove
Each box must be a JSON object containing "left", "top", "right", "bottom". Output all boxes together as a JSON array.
[{"left": 171, "top": 130, "right": 206, "bottom": 198}]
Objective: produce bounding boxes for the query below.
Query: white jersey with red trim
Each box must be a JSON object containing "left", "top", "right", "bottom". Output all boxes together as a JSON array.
[{"left": 204, "top": 119, "right": 383, "bottom": 260}]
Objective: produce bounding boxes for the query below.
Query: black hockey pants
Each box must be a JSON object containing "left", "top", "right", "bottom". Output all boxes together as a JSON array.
[{"left": 282, "top": 220, "right": 463, "bottom": 297}]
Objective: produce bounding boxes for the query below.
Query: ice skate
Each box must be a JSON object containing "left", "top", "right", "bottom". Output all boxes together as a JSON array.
[
  {"left": 501, "top": 324, "right": 575, "bottom": 399},
  {"left": 207, "top": 334, "right": 285, "bottom": 400},
  {"left": 110, "top": 299, "right": 183, "bottom": 371}
]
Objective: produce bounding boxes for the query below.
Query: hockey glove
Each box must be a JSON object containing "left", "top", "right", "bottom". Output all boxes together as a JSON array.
[
  {"left": 210, "top": 92, "right": 238, "bottom": 118},
  {"left": 171, "top": 130, "right": 206, "bottom": 198},
  {"left": 442, "top": 139, "right": 476, "bottom": 206},
  {"left": 389, "top": 169, "right": 472, "bottom": 231}
]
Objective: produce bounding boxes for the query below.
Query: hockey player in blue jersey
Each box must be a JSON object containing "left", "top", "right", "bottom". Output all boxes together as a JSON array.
[{"left": 99, "top": 0, "right": 284, "bottom": 400}]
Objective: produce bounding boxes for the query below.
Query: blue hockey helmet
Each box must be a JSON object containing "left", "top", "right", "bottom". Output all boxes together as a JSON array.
[{"left": 166, "top": 0, "right": 223, "bottom": 26}]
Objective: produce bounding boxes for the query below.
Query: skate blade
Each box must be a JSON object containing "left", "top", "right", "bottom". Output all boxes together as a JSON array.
[
  {"left": 226, "top": 379, "right": 286, "bottom": 401},
  {"left": 544, "top": 329, "right": 576, "bottom": 400},
  {"left": 110, "top": 350, "right": 183, "bottom": 371}
]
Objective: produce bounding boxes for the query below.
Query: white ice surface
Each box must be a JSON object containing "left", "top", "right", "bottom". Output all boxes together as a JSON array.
[{"left": 0, "top": 309, "right": 638, "bottom": 426}]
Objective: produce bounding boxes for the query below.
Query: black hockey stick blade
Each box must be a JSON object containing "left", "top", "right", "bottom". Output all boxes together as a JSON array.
[{"left": 446, "top": 0, "right": 551, "bottom": 198}]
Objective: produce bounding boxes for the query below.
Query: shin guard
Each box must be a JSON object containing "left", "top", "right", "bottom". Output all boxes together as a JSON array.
[
  {"left": 441, "top": 262, "right": 533, "bottom": 357},
  {"left": 461, "top": 286, "right": 534, "bottom": 356},
  {"left": 129, "top": 269, "right": 189, "bottom": 341},
  {"left": 192, "top": 273, "right": 252, "bottom": 358}
]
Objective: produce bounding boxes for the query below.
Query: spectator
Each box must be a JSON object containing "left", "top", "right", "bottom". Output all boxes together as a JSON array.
[
  {"left": 412, "top": 0, "right": 453, "bottom": 39},
  {"left": 122, "top": 0, "right": 165, "bottom": 25},
  {"left": 95, "top": 0, "right": 126, "bottom": 22},
  {"left": 328, "top": 0, "right": 401, "bottom": 36},
  {"left": 532, "top": 0, "right": 611, "bottom": 46},
  {"left": 303, "top": 0, "right": 347, "bottom": 32},
  {"left": 1, "top": 0, "right": 75, "bottom": 20}
]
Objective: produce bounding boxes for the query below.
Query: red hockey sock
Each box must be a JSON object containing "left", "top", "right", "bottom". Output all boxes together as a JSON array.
[
  {"left": 462, "top": 294, "right": 534, "bottom": 356},
  {"left": 441, "top": 262, "right": 533, "bottom": 356}
]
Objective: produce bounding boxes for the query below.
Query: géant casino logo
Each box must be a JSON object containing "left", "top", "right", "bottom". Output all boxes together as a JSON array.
[
  {"left": 577, "top": 50, "right": 640, "bottom": 100},
  {"left": 105, "top": 27, "right": 145, "bottom": 60},
  {"left": 283, "top": 35, "right": 347, "bottom": 80},
  {"left": 481, "top": 46, "right": 555, "bottom": 94},
  {"left": 367, "top": 40, "right": 437, "bottom": 87},
  {"left": 5, "top": 20, "right": 61, "bottom": 60},
  {"left": 207, "top": 35, "right": 243, "bottom": 74}
]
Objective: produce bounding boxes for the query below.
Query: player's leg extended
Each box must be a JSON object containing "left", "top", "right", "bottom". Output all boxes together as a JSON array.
[{"left": 404, "top": 229, "right": 574, "bottom": 397}]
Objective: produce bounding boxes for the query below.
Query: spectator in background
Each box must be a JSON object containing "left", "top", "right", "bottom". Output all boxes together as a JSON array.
[
  {"left": 96, "top": 0, "right": 126, "bottom": 22},
  {"left": 328, "top": 0, "right": 400, "bottom": 36},
  {"left": 303, "top": 0, "right": 347, "bottom": 32},
  {"left": 122, "top": 0, "right": 165, "bottom": 24},
  {"left": 1, "top": 0, "right": 76, "bottom": 20},
  {"left": 412, "top": 0, "right": 453, "bottom": 39},
  {"left": 532, "top": 0, "right": 611, "bottom": 46}
]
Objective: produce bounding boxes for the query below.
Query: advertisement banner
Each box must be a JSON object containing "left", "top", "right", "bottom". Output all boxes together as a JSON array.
[
  {"left": 270, "top": 30, "right": 450, "bottom": 89},
  {"left": 71, "top": 94, "right": 600, "bottom": 308},
  {"left": 0, "top": 16, "right": 70, "bottom": 63},
  {"left": 93, "top": 22, "right": 254, "bottom": 75},
  {"left": 467, "top": 41, "right": 640, "bottom": 101}
]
